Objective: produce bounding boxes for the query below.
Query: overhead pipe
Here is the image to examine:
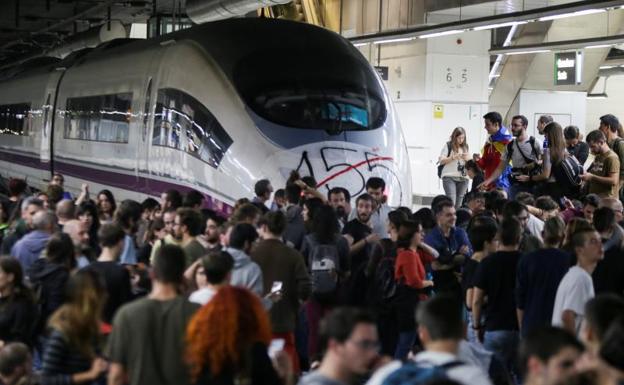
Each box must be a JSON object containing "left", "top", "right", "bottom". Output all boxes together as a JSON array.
[{"left": 186, "top": 0, "right": 291, "bottom": 24}]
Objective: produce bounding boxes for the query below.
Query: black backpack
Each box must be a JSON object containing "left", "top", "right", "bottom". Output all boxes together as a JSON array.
[
  {"left": 373, "top": 256, "right": 398, "bottom": 302},
  {"left": 552, "top": 155, "right": 583, "bottom": 198},
  {"left": 437, "top": 142, "right": 451, "bottom": 178}
]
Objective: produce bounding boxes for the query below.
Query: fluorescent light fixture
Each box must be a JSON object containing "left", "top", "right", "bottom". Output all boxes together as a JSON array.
[
  {"left": 585, "top": 44, "right": 613, "bottom": 49},
  {"left": 539, "top": 8, "right": 606, "bottom": 21},
  {"left": 419, "top": 30, "right": 464, "bottom": 39},
  {"left": 491, "top": 74, "right": 501, "bottom": 78},
  {"left": 506, "top": 49, "right": 551, "bottom": 55},
  {"left": 353, "top": 42, "right": 368, "bottom": 47},
  {"left": 373, "top": 37, "right": 414, "bottom": 44},
  {"left": 600, "top": 65, "right": 614, "bottom": 69},
  {"left": 473, "top": 21, "right": 526, "bottom": 31},
  {"left": 587, "top": 93, "right": 608, "bottom": 99}
]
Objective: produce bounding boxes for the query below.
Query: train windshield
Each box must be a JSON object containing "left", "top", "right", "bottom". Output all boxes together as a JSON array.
[{"left": 232, "top": 50, "right": 386, "bottom": 133}]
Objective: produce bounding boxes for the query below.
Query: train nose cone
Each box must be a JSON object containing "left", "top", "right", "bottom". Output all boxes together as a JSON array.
[{"left": 264, "top": 141, "right": 407, "bottom": 207}]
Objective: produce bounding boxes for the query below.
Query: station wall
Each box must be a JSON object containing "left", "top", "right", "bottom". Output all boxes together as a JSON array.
[
  {"left": 360, "top": 31, "right": 491, "bottom": 198},
  {"left": 586, "top": 75, "right": 624, "bottom": 133}
]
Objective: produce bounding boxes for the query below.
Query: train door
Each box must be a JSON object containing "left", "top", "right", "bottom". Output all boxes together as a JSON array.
[
  {"left": 139, "top": 48, "right": 164, "bottom": 195},
  {"left": 136, "top": 76, "right": 153, "bottom": 193},
  {"left": 41, "top": 68, "right": 66, "bottom": 180}
]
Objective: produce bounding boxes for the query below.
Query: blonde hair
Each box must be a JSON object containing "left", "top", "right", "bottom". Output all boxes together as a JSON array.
[{"left": 450, "top": 126, "right": 468, "bottom": 152}]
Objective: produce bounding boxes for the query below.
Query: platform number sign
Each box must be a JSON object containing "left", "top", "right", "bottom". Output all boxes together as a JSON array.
[{"left": 445, "top": 67, "right": 468, "bottom": 85}]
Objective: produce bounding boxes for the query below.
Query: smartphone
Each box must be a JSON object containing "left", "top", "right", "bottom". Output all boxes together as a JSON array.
[
  {"left": 268, "top": 338, "right": 285, "bottom": 358},
  {"left": 271, "top": 281, "right": 283, "bottom": 294}
]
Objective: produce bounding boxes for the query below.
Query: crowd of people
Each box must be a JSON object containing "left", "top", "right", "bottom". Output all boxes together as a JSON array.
[{"left": 0, "top": 112, "right": 623, "bottom": 385}]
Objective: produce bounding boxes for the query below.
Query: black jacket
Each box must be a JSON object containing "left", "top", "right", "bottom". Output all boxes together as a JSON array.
[
  {"left": 27, "top": 259, "right": 70, "bottom": 333},
  {"left": 0, "top": 293, "right": 38, "bottom": 346}
]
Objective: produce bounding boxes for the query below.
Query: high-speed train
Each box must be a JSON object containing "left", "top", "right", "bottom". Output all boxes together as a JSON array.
[{"left": 0, "top": 18, "right": 411, "bottom": 214}]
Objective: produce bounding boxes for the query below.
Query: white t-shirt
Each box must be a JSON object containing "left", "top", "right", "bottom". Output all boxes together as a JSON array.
[
  {"left": 366, "top": 351, "right": 492, "bottom": 385},
  {"left": 189, "top": 287, "right": 216, "bottom": 305},
  {"left": 439, "top": 143, "right": 469, "bottom": 179},
  {"left": 551, "top": 266, "right": 595, "bottom": 334},
  {"left": 526, "top": 214, "right": 544, "bottom": 243}
]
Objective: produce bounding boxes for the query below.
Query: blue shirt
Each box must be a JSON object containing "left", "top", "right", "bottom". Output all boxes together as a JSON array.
[
  {"left": 516, "top": 248, "right": 570, "bottom": 336},
  {"left": 424, "top": 226, "right": 473, "bottom": 264},
  {"left": 119, "top": 235, "right": 137, "bottom": 265}
]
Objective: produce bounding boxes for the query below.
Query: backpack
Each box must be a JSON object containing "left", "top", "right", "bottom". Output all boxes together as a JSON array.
[
  {"left": 552, "top": 155, "right": 583, "bottom": 198},
  {"left": 437, "top": 142, "right": 451, "bottom": 178},
  {"left": 373, "top": 256, "right": 398, "bottom": 302},
  {"left": 308, "top": 237, "right": 340, "bottom": 295},
  {"left": 381, "top": 360, "right": 465, "bottom": 385}
]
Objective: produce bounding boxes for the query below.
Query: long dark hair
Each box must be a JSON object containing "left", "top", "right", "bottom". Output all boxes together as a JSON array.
[
  {"left": 545, "top": 122, "right": 566, "bottom": 166},
  {"left": 96, "top": 189, "right": 117, "bottom": 218},
  {"left": 45, "top": 233, "right": 77, "bottom": 270},
  {"left": 312, "top": 205, "right": 340, "bottom": 244},
  {"left": 396, "top": 220, "right": 422, "bottom": 249},
  {"left": 0, "top": 256, "right": 34, "bottom": 303}
]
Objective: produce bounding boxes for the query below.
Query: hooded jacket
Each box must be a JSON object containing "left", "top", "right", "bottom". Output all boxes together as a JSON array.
[
  {"left": 283, "top": 205, "right": 306, "bottom": 250},
  {"left": 223, "top": 247, "right": 263, "bottom": 297},
  {"left": 11, "top": 230, "right": 50, "bottom": 272},
  {"left": 27, "top": 258, "right": 70, "bottom": 332}
]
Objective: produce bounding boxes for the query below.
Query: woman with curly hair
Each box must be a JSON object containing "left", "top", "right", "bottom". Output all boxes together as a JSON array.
[{"left": 186, "top": 286, "right": 292, "bottom": 385}]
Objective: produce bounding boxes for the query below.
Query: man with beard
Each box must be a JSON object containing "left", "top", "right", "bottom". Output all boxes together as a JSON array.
[
  {"left": 173, "top": 208, "right": 206, "bottom": 268},
  {"left": 342, "top": 194, "right": 379, "bottom": 306},
  {"left": 149, "top": 208, "right": 179, "bottom": 264},
  {"left": 424, "top": 200, "right": 472, "bottom": 305},
  {"left": 479, "top": 115, "right": 543, "bottom": 199},
  {"left": 63, "top": 219, "right": 92, "bottom": 268},
  {"left": 328, "top": 187, "right": 351, "bottom": 230},
  {"left": 114, "top": 200, "right": 142, "bottom": 265},
  {"left": 200, "top": 212, "right": 224, "bottom": 252},
  {"left": 343, "top": 194, "right": 378, "bottom": 276},
  {"left": 348, "top": 178, "right": 390, "bottom": 238}
]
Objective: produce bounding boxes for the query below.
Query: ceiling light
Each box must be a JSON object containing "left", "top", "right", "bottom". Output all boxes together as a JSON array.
[
  {"left": 506, "top": 49, "right": 551, "bottom": 55},
  {"left": 600, "top": 65, "right": 614, "bottom": 69},
  {"left": 419, "top": 30, "right": 465, "bottom": 39},
  {"left": 473, "top": 21, "right": 526, "bottom": 31},
  {"left": 585, "top": 44, "right": 613, "bottom": 49},
  {"left": 353, "top": 42, "right": 368, "bottom": 47},
  {"left": 373, "top": 37, "right": 414, "bottom": 44},
  {"left": 539, "top": 8, "right": 606, "bottom": 21}
]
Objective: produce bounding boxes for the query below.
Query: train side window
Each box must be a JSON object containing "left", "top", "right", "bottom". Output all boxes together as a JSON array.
[
  {"left": 64, "top": 93, "right": 132, "bottom": 143},
  {"left": 153, "top": 88, "right": 232, "bottom": 168},
  {"left": 0, "top": 103, "right": 32, "bottom": 136}
]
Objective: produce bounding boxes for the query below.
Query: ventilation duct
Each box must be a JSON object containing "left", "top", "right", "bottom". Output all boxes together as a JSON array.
[{"left": 186, "top": 0, "right": 291, "bottom": 24}]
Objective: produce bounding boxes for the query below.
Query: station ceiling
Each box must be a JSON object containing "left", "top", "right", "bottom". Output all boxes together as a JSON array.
[
  {"left": 0, "top": 0, "right": 180, "bottom": 64},
  {"left": 0, "top": 0, "right": 611, "bottom": 67}
]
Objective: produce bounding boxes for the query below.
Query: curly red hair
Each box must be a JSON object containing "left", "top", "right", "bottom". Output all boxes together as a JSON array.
[{"left": 185, "top": 286, "right": 272, "bottom": 381}]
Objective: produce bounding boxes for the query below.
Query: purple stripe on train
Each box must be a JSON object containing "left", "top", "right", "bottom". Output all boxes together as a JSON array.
[{"left": 0, "top": 149, "right": 233, "bottom": 217}]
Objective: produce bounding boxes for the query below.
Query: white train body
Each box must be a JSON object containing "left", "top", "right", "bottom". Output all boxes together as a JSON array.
[{"left": 0, "top": 19, "right": 411, "bottom": 214}]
